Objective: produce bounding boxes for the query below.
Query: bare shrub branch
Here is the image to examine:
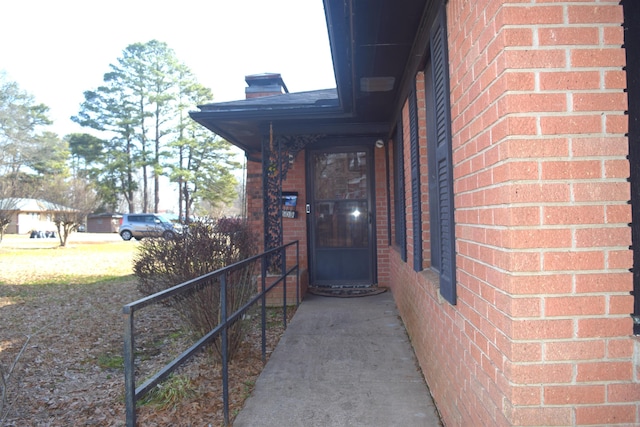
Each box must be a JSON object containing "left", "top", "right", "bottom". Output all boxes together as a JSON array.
[
  {"left": 133, "top": 217, "right": 259, "bottom": 360},
  {"left": 1, "top": 333, "right": 34, "bottom": 426}
]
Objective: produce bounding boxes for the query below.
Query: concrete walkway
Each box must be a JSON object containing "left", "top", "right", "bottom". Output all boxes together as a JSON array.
[{"left": 233, "top": 291, "right": 442, "bottom": 427}]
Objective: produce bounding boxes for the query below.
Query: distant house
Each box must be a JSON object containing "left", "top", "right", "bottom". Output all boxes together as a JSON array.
[
  {"left": 0, "top": 198, "right": 74, "bottom": 234},
  {"left": 86, "top": 213, "right": 122, "bottom": 233}
]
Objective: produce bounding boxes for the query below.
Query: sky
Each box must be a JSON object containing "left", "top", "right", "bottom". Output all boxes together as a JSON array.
[{"left": 0, "top": 0, "right": 336, "bottom": 138}]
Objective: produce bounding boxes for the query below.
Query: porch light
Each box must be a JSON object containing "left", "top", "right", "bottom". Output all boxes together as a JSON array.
[{"left": 352, "top": 208, "right": 361, "bottom": 218}]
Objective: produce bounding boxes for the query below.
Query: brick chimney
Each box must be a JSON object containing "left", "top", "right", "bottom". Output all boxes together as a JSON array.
[{"left": 245, "top": 73, "right": 289, "bottom": 99}]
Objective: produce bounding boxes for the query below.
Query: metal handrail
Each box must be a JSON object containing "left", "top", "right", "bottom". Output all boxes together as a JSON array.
[{"left": 123, "top": 240, "right": 300, "bottom": 426}]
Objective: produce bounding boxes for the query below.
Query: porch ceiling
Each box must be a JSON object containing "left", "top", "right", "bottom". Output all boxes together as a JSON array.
[
  {"left": 189, "top": 0, "right": 429, "bottom": 159},
  {"left": 326, "top": 0, "right": 429, "bottom": 122}
]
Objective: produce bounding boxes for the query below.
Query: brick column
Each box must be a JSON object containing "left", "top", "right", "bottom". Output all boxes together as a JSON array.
[{"left": 245, "top": 158, "right": 264, "bottom": 251}]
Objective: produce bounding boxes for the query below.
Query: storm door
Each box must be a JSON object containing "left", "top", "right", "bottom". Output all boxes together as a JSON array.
[{"left": 307, "top": 146, "right": 375, "bottom": 287}]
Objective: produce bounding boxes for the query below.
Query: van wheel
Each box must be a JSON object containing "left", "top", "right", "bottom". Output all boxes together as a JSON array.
[
  {"left": 121, "top": 230, "right": 133, "bottom": 241},
  {"left": 163, "top": 231, "right": 175, "bottom": 240}
]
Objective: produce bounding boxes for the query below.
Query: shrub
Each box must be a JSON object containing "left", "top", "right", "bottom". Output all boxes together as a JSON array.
[{"left": 133, "top": 217, "right": 259, "bottom": 360}]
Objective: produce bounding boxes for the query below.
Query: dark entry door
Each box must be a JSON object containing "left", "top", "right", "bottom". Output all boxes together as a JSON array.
[{"left": 307, "top": 146, "right": 375, "bottom": 286}]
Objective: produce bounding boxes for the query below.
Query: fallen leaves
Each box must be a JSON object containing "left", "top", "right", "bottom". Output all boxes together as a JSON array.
[{"left": 1, "top": 273, "right": 292, "bottom": 426}]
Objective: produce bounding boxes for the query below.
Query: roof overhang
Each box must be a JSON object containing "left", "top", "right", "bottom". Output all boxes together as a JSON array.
[{"left": 189, "top": 0, "right": 431, "bottom": 159}]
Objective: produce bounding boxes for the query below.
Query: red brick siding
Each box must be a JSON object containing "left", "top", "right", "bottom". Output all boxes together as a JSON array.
[
  {"left": 390, "top": 0, "right": 637, "bottom": 426},
  {"left": 416, "top": 72, "right": 432, "bottom": 270},
  {"left": 374, "top": 142, "right": 390, "bottom": 286},
  {"left": 281, "top": 155, "right": 307, "bottom": 265},
  {"left": 245, "top": 153, "right": 309, "bottom": 305},
  {"left": 402, "top": 101, "right": 416, "bottom": 271},
  {"left": 257, "top": 153, "right": 310, "bottom": 305},
  {"left": 260, "top": 271, "right": 306, "bottom": 307},
  {"left": 246, "top": 159, "right": 264, "bottom": 251}
]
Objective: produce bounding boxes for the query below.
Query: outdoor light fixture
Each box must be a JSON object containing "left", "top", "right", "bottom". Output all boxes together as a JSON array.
[{"left": 375, "top": 139, "right": 384, "bottom": 148}]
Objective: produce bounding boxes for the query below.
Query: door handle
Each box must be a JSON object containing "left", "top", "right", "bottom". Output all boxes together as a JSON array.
[{"left": 306, "top": 204, "right": 311, "bottom": 214}]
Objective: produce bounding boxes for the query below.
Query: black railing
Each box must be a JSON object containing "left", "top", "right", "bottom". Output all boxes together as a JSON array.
[{"left": 123, "top": 241, "right": 300, "bottom": 426}]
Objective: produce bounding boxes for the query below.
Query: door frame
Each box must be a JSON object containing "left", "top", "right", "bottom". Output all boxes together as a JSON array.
[{"left": 305, "top": 140, "right": 378, "bottom": 287}]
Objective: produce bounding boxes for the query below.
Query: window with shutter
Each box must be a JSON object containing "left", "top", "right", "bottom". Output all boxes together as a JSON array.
[
  {"left": 409, "top": 86, "right": 423, "bottom": 272},
  {"left": 394, "top": 125, "right": 407, "bottom": 262},
  {"left": 426, "top": 3, "right": 457, "bottom": 305},
  {"left": 425, "top": 61, "right": 440, "bottom": 274}
]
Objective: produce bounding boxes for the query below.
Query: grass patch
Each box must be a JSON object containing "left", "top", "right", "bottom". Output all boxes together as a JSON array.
[
  {"left": 97, "top": 353, "right": 125, "bottom": 370},
  {"left": 167, "top": 330, "right": 183, "bottom": 341},
  {"left": 0, "top": 276, "right": 137, "bottom": 305},
  {"left": 138, "top": 374, "right": 196, "bottom": 409},
  {"left": 0, "top": 238, "right": 137, "bottom": 285},
  {"left": 265, "top": 306, "right": 294, "bottom": 328},
  {"left": 12, "top": 274, "right": 135, "bottom": 287},
  {"left": 242, "top": 379, "right": 255, "bottom": 399}
]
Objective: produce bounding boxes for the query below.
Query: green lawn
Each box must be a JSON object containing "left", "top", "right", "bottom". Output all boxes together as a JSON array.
[{"left": 0, "top": 234, "right": 137, "bottom": 285}]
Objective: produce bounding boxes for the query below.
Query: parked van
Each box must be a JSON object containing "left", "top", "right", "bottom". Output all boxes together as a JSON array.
[{"left": 118, "top": 214, "right": 178, "bottom": 241}]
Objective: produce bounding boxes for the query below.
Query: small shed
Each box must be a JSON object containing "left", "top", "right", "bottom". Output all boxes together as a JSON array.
[{"left": 86, "top": 213, "right": 122, "bottom": 233}]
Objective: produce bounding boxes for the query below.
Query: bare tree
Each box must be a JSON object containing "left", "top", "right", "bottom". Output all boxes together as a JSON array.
[
  {"left": 47, "top": 177, "right": 98, "bottom": 247},
  {"left": 0, "top": 196, "right": 18, "bottom": 243}
]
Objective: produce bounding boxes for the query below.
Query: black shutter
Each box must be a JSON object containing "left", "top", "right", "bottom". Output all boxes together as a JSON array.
[
  {"left": 430, "top": 4, "right": 457, "bottom": 304},
  {"left": 409, "top": 86, "right": 423, "bottom": 272},
  {"left": 425, "top": 60, "right": 441, "bottom": 273},
  {"left": 394, "top": 125, "right": 407, "bottom": 262},
  {"left": 385, "top": 140, "right": 392, "bottom": 244}
]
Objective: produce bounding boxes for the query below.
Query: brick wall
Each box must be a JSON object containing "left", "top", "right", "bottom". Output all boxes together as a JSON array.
[
  {"left": 403, "top": 102, "right": 417, "bottom": 271},
  {"left": 281, "top": 152, "right": 307, "bottom": 264},
  {"left": 374, "top": 143, "right": 390, "bottom": 286},
  {"left": 390, "top": 0, "right": 638, "bottom": 425},
  {"left": 245, "top": 152, "right": 308, "bottom": 305},
  {"left": 246, "top": 158, "right": 264, "bottom": 251},
  {"left": 281, "top": 152, "right": 309, "bottom": 300}
]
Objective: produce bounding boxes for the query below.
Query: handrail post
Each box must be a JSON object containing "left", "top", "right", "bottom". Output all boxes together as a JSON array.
[
  {"left": 261, "top": 255, "right": 267, "bottom": 363},
  {"left": 123, "top": 307, "right": 136, "bottom": 427},
  {"left": 282, "top": 245, "right": 287, "bottom": 328},
  {"left": 296, "top": 241, "right": 300, "bottom": 307},
  {"left": 221, "top": 273, "right": 230, "bottom": 426}
]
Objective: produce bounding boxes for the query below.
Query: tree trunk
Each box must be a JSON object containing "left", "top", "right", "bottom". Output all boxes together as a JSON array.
[
  {"left": 126, "top": 137, "right": 135, "bottom": 213},
  {"left": 184, "top": 182, "right": 191, "bottom": 222}
]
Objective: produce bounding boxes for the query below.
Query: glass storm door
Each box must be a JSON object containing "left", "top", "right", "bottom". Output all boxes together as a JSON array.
[{"left": 307, "top": 147, "right": 375, "bottom": 287}]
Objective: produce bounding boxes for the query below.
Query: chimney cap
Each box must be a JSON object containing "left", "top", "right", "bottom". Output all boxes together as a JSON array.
[{"left": 245, "top": 73, "right": 289, "bottom": 94}]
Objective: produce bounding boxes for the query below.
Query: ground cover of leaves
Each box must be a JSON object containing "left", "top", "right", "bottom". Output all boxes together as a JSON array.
[{"left": 0, "top": 234, "right": 293, "bottom": 426}]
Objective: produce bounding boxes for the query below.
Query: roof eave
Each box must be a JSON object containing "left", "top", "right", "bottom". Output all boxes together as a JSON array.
[{"left": 323, "top": 0, "right": 354, "bottom": 115}]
